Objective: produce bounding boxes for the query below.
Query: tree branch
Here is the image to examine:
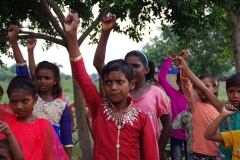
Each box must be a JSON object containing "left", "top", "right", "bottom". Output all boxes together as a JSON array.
[
  {"left": 222, "top": 5, "right": 237, "bottom": 24},
  {"left": 236, "top": 7, "right": 240, "bottom": 16},
  {"left": 0, "top": 32, "right": 66, "bottom": 46},
  {"left": 78, "top": 9, "right": 110, "bottom": 46},
  {"left": 46, "top": 0, "right": 65, "bottom": 28},
  {"left": 39, "top": 0, "right": 67, "bottom": 41}
]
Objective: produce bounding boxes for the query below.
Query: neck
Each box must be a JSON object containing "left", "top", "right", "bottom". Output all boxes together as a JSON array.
[
  {"left": 112, "top": 99, "right": 129, "bottom": 113},
  {"left": 134, "top": 79, "right": 150, "bottom": 90},
  {"left": 38, "top": 91, "right": 55, "bottom": 101},
  {"left": 17, "top": 113, "right": 37, "bottom": 123}
]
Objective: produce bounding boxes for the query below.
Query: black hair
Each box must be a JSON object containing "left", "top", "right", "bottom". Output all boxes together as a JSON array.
[
  {"left": 176, "top": 72, "right": 180, "bottom": 84},
  {"left": 124, "top": 50, "right": 155, "bottom": 82},
  {"left": 35, "top": 61, "right": 62, "bottom": 98},
  {"left": 226, "top": 72, "right": 240, "bottom": 90},
  {"left": 198, "top": 74, "right": 218, "bottom": 96},
  {"left": 0, "top": 139, "right": 13, "bottom": 159},
  {"left": 7, "top": 76, "right": 38, "bottom": 98},
  {"left": 102, "top": 59, "right": 134, "bottom": 82},
  {"left": 0, "top": 85, "right": 3, "bottom": 95}
]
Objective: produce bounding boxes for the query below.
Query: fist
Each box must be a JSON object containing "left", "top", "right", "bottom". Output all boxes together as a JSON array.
[
  {"left": 179, "top": 50, "right": 189, "bottom": 61},
  {"left": 27, "top": 38, "right": 37, "bottom": 51},
  {"left": 8, "top": 25, "right": 20, "bottom": 41},
  {"left": 101, "top": 13, "right": 116, "bottom": 31}
]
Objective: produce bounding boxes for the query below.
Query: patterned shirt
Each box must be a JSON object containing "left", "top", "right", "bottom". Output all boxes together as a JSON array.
[{"left": 173, "top": 109, "right": 193, "bottom": 153}]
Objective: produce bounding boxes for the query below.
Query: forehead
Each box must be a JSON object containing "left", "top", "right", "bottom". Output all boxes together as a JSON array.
[
  {"left": 0, "top": 147, "right": 11, "bottom": 159},
  {"left": 227, "top": 86, "right": 240, "bottom": 91},
  {"left": 200, "top": 78, "right": 214, "bottom": 85},
  {"left": 103, "top": 71, "right": 127, "bottom": 80},
  {"left": 36, "top": 69, "right": 54, "bottom": 76},
  {"left": 9, "top": 89, "right": 31, "bottom": 98},
  {"left": 125, "top": 55, "right": 143, "bottom": 64}
]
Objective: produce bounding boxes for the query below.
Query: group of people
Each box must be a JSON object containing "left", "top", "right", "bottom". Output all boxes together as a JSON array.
[{"left": 0, "top": 12, "right": 240, "bottom": 160}]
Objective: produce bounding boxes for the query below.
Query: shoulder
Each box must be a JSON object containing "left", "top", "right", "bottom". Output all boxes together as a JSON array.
[
  {"left": 149, "top": 85, "right": 165, "bottom": 95},
  {"left": 35, "top": 118, "right": 52, "bottom": 127}
]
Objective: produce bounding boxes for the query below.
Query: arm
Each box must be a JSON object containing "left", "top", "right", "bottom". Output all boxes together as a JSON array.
[
  {"left": 204, "top": 104, "right": 237, "bottom": 143},
  {"left": 158, "top": 55, "right": 177, "bottom": 96},
  {"left": 93, "top": 13, "right": 116, "bottom": 77},
  {"left": 158, "top": 113, "right": 172, "bottom": 158},
  {"left": 27, "top": 38, "right": 37, "bottom": 79},
  {"left": 60, "top": 106, "right": 73, "bottom": 158},
  {"left": 140, "top": 115, "right": 159, "bottom": 159},
  {"left": 176, "top": 55, "right": 223, "bottom": 112},
  {"left": 0, "top": 121, "right": 23, "bottom": 160}
]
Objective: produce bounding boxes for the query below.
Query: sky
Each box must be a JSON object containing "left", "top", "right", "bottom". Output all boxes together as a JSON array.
[{"left": 1, "top": 20, "right": 161, "bottom": 76}]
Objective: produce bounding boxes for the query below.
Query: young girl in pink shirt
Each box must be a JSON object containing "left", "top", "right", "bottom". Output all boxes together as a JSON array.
[{"left": 176, "top": 51, "right": 219, "bottom": 159}]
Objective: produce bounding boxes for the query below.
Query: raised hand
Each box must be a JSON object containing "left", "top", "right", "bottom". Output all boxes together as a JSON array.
[
  {"left": 175, "top": 56, "right": 188, "bottom": 69},
  {"left": 101, "top": 13, "right": 116, "bottom": 31},
  {"left": 221, "top": 104, "right": 238, "bottom": 117},
  {"left": 64, "top": 13, "right": 79, "bottom": 35},
  {"left": 179, "top": 50, "right": 189, "bottom": 61},
  {"left": 8, "top": 25, "right": 20, "bottom": 42},
  {"left": 27, "top": 38, "right": 37, "bottom": 51},
  {"left": 169, "top": 54, "right": 177, "bottom": 60},
  {"left": 0, "top": 120, "right": 12, "bottom": 136}
]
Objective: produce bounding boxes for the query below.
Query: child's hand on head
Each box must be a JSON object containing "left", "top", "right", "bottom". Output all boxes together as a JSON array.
[
  {"left": 175, "top": 56, "right": 187, "bottom": 69},
  {"left": 101, "top": 13, "right": 116, "bottom": 31},
  {"left": 179, "top": 50, "right": 189, "bottom": 61},
  {"left": 27, "top": 38, "right": 37, "bottom": 51},
  {"left": 8, "top": 25, "right": 20, "bottom": 42},
  {"left": 0, "top": 121, "right": 12, "bottom": 136},
  {"left": 221, "top": 104, "right": 238, "bottom": 117},
  {"left": 169, "top": 54, "right": 177, "bottom": 60},
  {"left": 64, "top": 12, "right": 79, "bottom": 34}
]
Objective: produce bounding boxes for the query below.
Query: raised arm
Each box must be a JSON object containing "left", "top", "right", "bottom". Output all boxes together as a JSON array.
[
  {"left": 0, "top": 121, "right": 23, "bottom": 160},
  {"left": 93, "top": 13, "right": 116, "bottom": 76},
  {"left": 27, "top": 38, "right": 37, "bottom": 79},
  {"left": 204, "top": 104, "right": 237, "bottom": 143},
  {"left": 176, "top": 52, "right": 224, "bottom": 112}
]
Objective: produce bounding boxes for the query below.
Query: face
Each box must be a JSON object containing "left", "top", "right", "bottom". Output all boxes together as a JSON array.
[
  {"left": 125, "top": 55, "right": 149, "bottom": 83},
  {"left": 197, "top": 78, "right": 217, "bottom": 101},
  {"left": 103, "top": 71, "right": 135, "bottom": 106},
  {"left": 36, "top": 69, "right": 57, "bottom": 92},
  {"left": 0, "top": 148, "right": 12, "bottom": 160},
  {"left": 9, "top": 89, "right": 38, "bottom": 119},
  {"left": 227, "top": 86, "right": 240, "bottom": 108}
]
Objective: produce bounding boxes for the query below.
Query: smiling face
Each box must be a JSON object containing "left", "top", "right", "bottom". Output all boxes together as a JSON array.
[
  {"left": 103, "top": 71, "right": 135, "bottom": 106},
  {"left": 124, "top": 55, "right": 149, "bottom": 84},
  {"left": 35, "top": 69, "right": 57, "bottom": 92},
  {"left": 197, "top": 78, "right": 218, "bottom": 102},
  {"left": 9, "top": 89, "right": 38, "bottom": 119},
  {"left": 227, "top": 86, "right": 240, "bottom": 108}
]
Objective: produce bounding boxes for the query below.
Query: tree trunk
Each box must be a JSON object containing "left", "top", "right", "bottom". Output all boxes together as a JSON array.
[
  {"left": 231, "top": 14, "right": 240, "bottom": 73},
  {"left": 72, "top": 77, "right": 92, "bottom": 160}
]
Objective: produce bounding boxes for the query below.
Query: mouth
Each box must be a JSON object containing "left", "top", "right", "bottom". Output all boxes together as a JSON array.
[{"left": 231, "top": 101, "right": 240, "bottom": 107}]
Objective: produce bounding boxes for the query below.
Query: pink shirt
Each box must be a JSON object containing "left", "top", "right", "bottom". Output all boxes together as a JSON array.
[
  {"left": 129, "top": 85, "right": 171, "bottom": 140},
  {"left": 181, "top": 71, "right": 219, "bottom": 156}
]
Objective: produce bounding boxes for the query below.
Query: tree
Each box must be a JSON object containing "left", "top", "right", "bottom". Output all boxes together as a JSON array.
[
  {"left": 0, "top": 0, "right": 168, "bottom": 159},
  {"left": 143, "top": 26, "right": 233, "bottom": 76},
  {"left": 160, "top": 1, "right": 240, "bottom": 72}
]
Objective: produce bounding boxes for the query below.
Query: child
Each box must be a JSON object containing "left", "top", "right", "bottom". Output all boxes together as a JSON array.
[
  {"left": 27, "top": 37, "right": 75, "bottom": 130},
  {"left": 159, "top": 54, "right": 188, "bottom": 160},
  {"left": 93, "top": 13, "right": 172, "bottom": 158},
  {"left": 0, "top": 120, "right": 23, "bottom": 160},
  {"left": 8, "top": 25, "right": 73, "bottom": 158},
  {"left": 175, "top": 51, "right": 219, "bottom": 159},
  {"left": 0, "top": 85, "right": 3, "bottom": 102},
  {"left": 0, "top": 76, "right": 69, "bottom": 159},
  {"left": 204, "top": 104, "right": 239, "bottom": 160},
  {"left": 64, "top": 12, "right": 158, "bottom": 159}
]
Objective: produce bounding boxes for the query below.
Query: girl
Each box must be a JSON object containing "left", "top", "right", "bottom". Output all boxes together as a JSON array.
[
  {"left": 175, "top": 51, "right": 219, "bottom": 159},
  {"left": 0, "top": 76, "right": 69, "bottom": 159},
  {"left": 64, "top": 12, "right": 158, "bottom": 159},
  {"left": 27, "top": 38, "right": 75, "bottom": 130},
  {"left": 0, "top": 120, "right": 23, "bottom": 160},
  {"left": 93, "top": 13, "right": 172, "bottom": 158},
  {"left": 8, "top": 25, "right": 73, "bottom": 157}
]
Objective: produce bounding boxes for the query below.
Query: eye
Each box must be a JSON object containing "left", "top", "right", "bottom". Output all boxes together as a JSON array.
[
  {"left": 104, "top": 81, "right": 111, "bottom": 85},
  {"left": 45, "top": 77, "right": 51, "bottom": 80},
  {"left": 36, "top": 76, "right": 41, "bottom": 80},
  {"left": 10, "top": 100, "right": 17, "bottom": 105},
  {"left": 22, "top": 99, "right": 29, "bottom": 104},
  {"left": 117, "top": 80, "right": 124, "bottom": 84}
]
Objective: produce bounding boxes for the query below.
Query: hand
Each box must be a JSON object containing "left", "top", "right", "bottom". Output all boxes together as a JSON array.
[
  {"left": 101, "top": 13, "right": 116, "bottom": 31},
  {"left": 169, "top": 54, "right": 177, "bottom": 60},
  {"left": 175, "top": 56, "right": 188, "bottom": 69},
  {"left": 221, "top": 104, "right": 238, "bottom": 117},
  {"left": 64, "top": 13, "right": 79, "bottom": 35},
  {"left": 8, "top": 25, "right": 20, "bottom": 42},
  {"left": 179, "top": 50, "right": 189, "bottom": 61},
  {"left": 0, "top": 120, "right": 12, "bottom": 136},
  {"left": 27, "top": 38, "right": 37, "bottom": 51}
]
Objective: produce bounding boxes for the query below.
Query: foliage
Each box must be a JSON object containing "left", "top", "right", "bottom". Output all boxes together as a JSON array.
[{"left": 143, "top": 26, "right": 234, "bottom": 76}]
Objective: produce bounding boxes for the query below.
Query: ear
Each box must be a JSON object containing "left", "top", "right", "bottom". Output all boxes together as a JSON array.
[
  {"left": 214, "top": 86, "right": 218, "bottom": 94},
  {"left": 144, "top": 66, "right": 150, "bottom": 74},
  {"left": 33, "top": 94, "right": 38, "bottom": 105},
  {"left": 129, "top": 79, "right": 135, "bottom": 91}
]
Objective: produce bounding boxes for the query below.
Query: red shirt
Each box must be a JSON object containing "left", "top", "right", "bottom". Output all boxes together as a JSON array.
[{"left": 71, "top": 57, "right": 158, "bottom": 160}]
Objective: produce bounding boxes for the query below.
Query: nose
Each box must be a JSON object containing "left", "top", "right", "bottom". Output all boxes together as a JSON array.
[
  {"left": 233, "top": 92, "right": 240, "bottom": 98},
  {"left": 16, "top": 102, "right": 24, "bottom": 110},
  {"left": 111, "top": 82, "right": 118, "bottom": 91}
]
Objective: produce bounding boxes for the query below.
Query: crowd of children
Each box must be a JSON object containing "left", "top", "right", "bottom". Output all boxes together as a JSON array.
[{"left": 0, "top": 12, "right": 240, "bottom": 160}]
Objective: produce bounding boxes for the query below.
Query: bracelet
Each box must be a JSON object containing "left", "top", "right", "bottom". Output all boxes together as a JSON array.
[
  {"left": 16, "top": 61, "right": 27, "bottom": 66},
  {"left": 69, "top": 55, "right": 82, "bottom": 62}
]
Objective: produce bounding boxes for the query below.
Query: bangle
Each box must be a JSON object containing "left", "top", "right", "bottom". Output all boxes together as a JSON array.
[
  {"left": 69, "top": 55, "right": 82, "bottom": 62},
  {"left": 16, "top": 61, "right": 27, "bottom": 66}
]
